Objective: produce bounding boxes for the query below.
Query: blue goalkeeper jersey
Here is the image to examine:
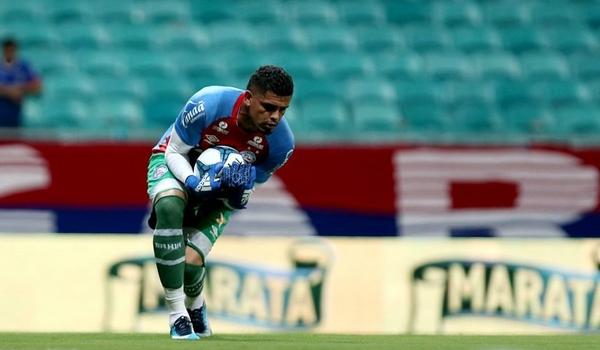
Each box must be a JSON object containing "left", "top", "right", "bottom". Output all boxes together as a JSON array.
[{"left": 153, "top": 86, "right": 294, "bottom": 184}]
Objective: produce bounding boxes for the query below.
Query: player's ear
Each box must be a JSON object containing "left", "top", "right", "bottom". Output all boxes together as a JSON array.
[{"left": 244, "top": 90, "right": 252, "bottom": 106}]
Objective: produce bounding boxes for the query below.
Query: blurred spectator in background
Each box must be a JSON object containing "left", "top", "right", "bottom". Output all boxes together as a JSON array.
[{"left": 0, "top": 37, "right": 42, "bottom": 128}]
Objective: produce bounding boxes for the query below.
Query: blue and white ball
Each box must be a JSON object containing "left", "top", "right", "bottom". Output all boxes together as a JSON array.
[{"left": 193, "top": 146, "right": 245, "bottom": 189}]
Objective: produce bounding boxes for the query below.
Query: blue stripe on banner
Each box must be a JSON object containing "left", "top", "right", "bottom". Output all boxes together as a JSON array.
[
  {"left": 55, "top": 207, "right": 149, "bottom": 233},
  {"left": 303, "top": 208, "right": 397, "bottom": 236}
]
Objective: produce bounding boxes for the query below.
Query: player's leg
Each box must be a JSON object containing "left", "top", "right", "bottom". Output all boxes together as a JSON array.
[
  {"left": 184, "top": 201, "right": 233, "bottom": 337},
  {"left": 147, "top": 153, "right": 198, "bottom": 340}
]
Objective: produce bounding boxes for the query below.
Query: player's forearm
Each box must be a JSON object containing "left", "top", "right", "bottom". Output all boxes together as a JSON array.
[
  {"left": 21, "top": 79, "right": 42, "bottom": 95},
  {"left": 165, "top": 130, "right": 195, "bottom": 183}
]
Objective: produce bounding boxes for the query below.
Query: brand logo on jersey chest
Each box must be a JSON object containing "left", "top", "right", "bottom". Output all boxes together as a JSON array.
[
  {"left": 205, "top": 134, "right": 220, "bottom": 144},
  {"left": 247, "top": 136, "right": 264, "bottom": 150},
  {"left": 212, "top": 121, "right": 229, "bottom": 135}
]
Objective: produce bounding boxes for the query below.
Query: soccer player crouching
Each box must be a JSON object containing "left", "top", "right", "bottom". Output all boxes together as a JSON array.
[{"left": 146, "top": 66, "right": 294, "bottom": 339}]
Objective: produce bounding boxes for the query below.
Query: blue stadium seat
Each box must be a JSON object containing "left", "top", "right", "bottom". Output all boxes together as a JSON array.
[
  {"left": 492, "top": 80, "right": 535, "bottom": 109},
  {"left": 433, "top": 1, "right": 481, "bottom": 27},
  {"left": 140, "top": 1, "right": 190, "bottom": 24},
  {"left": 399, "top": 103, "right": 449, "bottom": 133},
  {"left": 56, "top": 23, "right": 110, "bottom": 50},
  {"left": 403, "top": 25, "right": 449, "bottom": 53},
  {"left": 498, "top": 25, "right": 546, "bottom": 53},
  {"left": 442, "top": 80, "right": 493, "bottom": 110},
  {"left": 570, "top": 54, "right": 600, "bottom": 81},
  {"left": 385, "top": 1, "right": 432, "bottom": 25},
  {"left": 529, "top": 3, "right": 575, "bottom": 28},
  {"left": 532, "top": 79, "right": 590, "bottom": 107},
  {"left": 45, "top": 0, "right": 93, "bottom": 24},
  {"left": 449, "top": 26, "right": 501, "bottom": 53},
  {"left": 314, "top": 53, "right": 372, "bottom": 80},
  {"left": 206, "top": 22, "right": 258, "bottom": 50},
  {"left": 189, "top": 0, "right": 237, "bottom": 24},
  {"left": 541, "top": 27, "right": 598, "bottom": 54},
  {"left": 450, "top": 103, "right": 502, "bottom": 134},
  {"left": 372, "top": 52, "right": 423, "bottom": 81},
  {"left": 91, "top": 0, "right": 136, "bottom": 24},
  {"left": 337, "top": 0, "right": 385, "bottom": 26},
  {"left": 482, "top": 2, "right": 529, "bottom": 27},
  {"left": 351, "top": 101, "right": 402, "bottom": 132},
  {"left": 345, "top": 78, "right": 396, "bottom": 103},
  {"left": 233, "top": 1, "right": 283, "bottom": 23},
  {"left": 353, "top": 26, "right": 402, "bottom": 52},
  {"left": 289, "top": 1, "right": 338, "bottom": 25},
  {"left": 394, "top": 80, "right": 442, "bottom": 106},
  {"left": 501, "top": 103, "right": 554, "bottom": 135},
  {"left": 301, "top": 25, "right": 357, "bottom": 53},
  {"left": 552, "top": 104, "right": 600, "bottom": 137},
  {"left": 519, "top": 51, "right": 570, "bottom": 83},
  {"left": 300, "top": 98, "right": 350, "bottom": 132},
  {"left": 474, "top": 51, "right": 522, "bottom": 81},
  {"left": 423, "top": 51, "right": 472, "bottom": 81},
  {"left": 254, "top": 25, "right": 304, "bottom": 52}
]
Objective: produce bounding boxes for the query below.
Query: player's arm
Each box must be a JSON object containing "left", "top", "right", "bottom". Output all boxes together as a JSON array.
[{"left": 165, "top": 96, "right": 222, "bottom": 195}]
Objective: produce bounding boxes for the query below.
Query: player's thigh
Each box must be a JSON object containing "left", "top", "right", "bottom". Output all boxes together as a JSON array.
[
  {"left": 147, "top": 153, "right": 186, "bottom": 203},
  {"left": 184, "top": 201, "right": 233, "bottom": 261}
]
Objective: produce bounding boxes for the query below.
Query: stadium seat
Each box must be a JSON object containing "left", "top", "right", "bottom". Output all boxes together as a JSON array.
[
  {"left": 289, "top": 1, "right": 338, "bottom": 25},
  {"left": 492, "top": 80, "right": 535, "bottom": 109},
  {"left": 143, "top": 96, "right": 187, "bottom": 128},
  {"left": 529, "top": 3, "right": 575, "bottom": 28},
  {"left": 94, "top": 76, "right": 145, "bottom": 101},
  {"left": 450, "top": 103, "right": 503, "bottom": 134},
  {"left": 314, "top": 53, "right": 372, "bottom": 80},
  {"left": 156, "top": 26, "right": 208, "bottom": 52},
  {"left": 92, "top": 97, "right": 144, "bottom": 129},
  {"left": 498, "top": 25, "right": 546, "bottom": 53},
  {"left": 532, "top": 79, "right": 590, "bottom": 107},
  {"left": 482, "top": 2, "right": 528, "bottom": 27},
  {"left": 519, "top": 51, "right": 570, "bottom": 83},
  {"left": 423, "top": 51, "right": 472, "bottom": 81},
  {"left": 79, "top": 51, "right": 129, "bottom": 77},
  {"left": 372, "top": 52, "right": 423, "bottom": 81},
  {"left": 293, "top": 78, "right": 342, "bottom": 102},
  {"left": 474, "top": 51, "right": 522, "bottom": 81},
  {"left": 541, "top": 27, "right": 598, "bottom": 54},
  {"left": 351, "top": 101, "right": 402, "bottom": 132},
  {"left": 56, "top": 23, "right": 110, "bottom": 50},
  {"left": 267, "top": 51, "right": 322, "bottom": 79},
  {"left": 233, "top": 1, "right": 283, "bottom": 23},
  {"left": 91, "top": 0, "right": 137, "bottom": 24},
  {"left": 399, "top": 103, "right": 449, "bottom": 133},
  {"left": 395, "top": 80, "right": 442, "bottom": 106},
  {"left": 433, "top": 1, "right": 481, "bottom": 27},
  {"left": 189, "top": 0, "right": 237, "bottom": 24},
  {"left": 442, "top": 80, "right": 493, "bottom": 110},
  {"left": 345, "top": 78, "right": 396, "bottom": 103},
  {"left": 552, "top": 104, "right": 600, "bottom": 137},
  {"left": 2, "top": 22, "right": 61, "bottom": 50},
  {"left": 0, "top": 1, "right": 44, "bottom": 24},
  {"left": 108, "top": 24, "right": 156, "bottom": 49},
  {"left": 299, "top": 98, "right": 350, "bottom": 132},
  {"left": 582, "top": 78, "right": 600, "bottom": 104},
  {"left": 45, "top": 0, "right": 93, "bottom": 24},
  {"left": 140, "top": 1, "right": 190, "bottom": 24},
  {"left": 337, "top": 0, "right": 385, "bottom": 26},
  {"left": 41, "top": 98, "right": 90, "bottom": 128},
  {"left": 301, "top": 25, "right": 357, "bottom": 53},
  {"left": 27, "top": 50, "right": 77, "bottom": 77},
  {"left": 449, "top": 26, "right": 501, "bottom": 53},
  {"left": 206, "top": 22, "right": 258, "bottom": 50},
  {"left": 580, "top": 4, "right": 600, "bottom": 27},
  {"left": 126, "top": 52, "right": 178, "bottom": 79},
  {"left": 385, "top": 1, "right": 432, "bottom": 25},
  {"left": 403, "top": 25, "right": 449, "bottom": 53},
  {"left": 44, "top": 74, "right": 95, "bottom": 100},
  {"left": 353, "top": 26, "right": 402, "bottom": 52},
  {"left": 254, "top": 25, "right": 304, "bottom": 52},
  {"left": 570, "top": 54, "right": 600, "bottom": 81},
  {"left": 137, "top": 75, "right": 192, "bottom": 101},
  {"left": 502, "top": 102, "right": 554, "bottom": 135}
]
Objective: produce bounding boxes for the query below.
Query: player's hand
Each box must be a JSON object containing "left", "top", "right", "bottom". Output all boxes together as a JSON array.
[
  {"left": 225, "top": 187, "right": 254, "bottom": 210},
  {"left": 222, "top": 164, "right": 256, "bottom": 209},
  {"left": 185, "top": 162, "right": 224, "bottom": 195},
  {"left": 221, "top": 163, "right": 256, "bottom": 189}
]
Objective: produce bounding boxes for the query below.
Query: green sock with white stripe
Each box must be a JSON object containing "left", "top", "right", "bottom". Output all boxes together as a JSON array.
[
  {"left": 184, "top": 264, "right": 206, "bottom": 310},
  {"left": 153, "top": 196, "right": 186, "bottom": 289}
]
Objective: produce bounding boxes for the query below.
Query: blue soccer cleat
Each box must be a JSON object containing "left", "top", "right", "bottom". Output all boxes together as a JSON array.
[
  {"left": 170, "top": 315, "right": 200, "bottom": 340},
  {"left": 188, "top": 302, "right": 212, "bottom": 337}
]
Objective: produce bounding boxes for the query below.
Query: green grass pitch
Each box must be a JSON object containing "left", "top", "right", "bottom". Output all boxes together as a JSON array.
[{"left": 2, "top": 333, "right": 600, "bottom": 350}]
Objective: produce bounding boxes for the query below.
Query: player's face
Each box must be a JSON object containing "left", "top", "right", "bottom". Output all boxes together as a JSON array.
[{"left": 247, "top": 90, "right": 291, "bottom": 134}]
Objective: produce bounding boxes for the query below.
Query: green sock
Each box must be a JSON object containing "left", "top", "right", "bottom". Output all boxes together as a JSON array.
[
  {"left": 153, "top": 196, "right": 186, "bottom": 289},
  {"left": 184, "top": 263, "right": 206, "bottom": 309}
]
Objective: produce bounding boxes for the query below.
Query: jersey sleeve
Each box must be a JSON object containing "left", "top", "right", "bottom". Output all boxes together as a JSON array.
[
  {"left": 172, "top": 90, "right": 220, "bottom": 147},
  {"left": 255, "top": 129, "right": 294, "bottom": 184},
  {"left": 22, "top": 61, "right": 39, "bottom": 82}
]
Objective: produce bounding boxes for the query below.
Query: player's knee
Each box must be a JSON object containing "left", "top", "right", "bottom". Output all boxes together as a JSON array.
[
  {"left": 185, "top": 246, "right": 204, "bottom": 266},
  {"left": 154, "top": 195, "right": 185, "bottom": 227}
]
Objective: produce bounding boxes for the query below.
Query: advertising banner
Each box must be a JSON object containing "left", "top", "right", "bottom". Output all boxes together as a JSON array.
[
  {"left": 2, "top": 235, "right": 600, "bottom": 334},
  {"left": 1, "top": 141, "right": 600, "bottom": 237}
]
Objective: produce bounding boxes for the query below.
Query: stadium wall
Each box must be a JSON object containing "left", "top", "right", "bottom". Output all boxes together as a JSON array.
[
  {"left": 1, "top": 235, "right": 599, "bottom": 334},
  {"left": 1, "top": 141, "right": 600, "bottom": 237}
]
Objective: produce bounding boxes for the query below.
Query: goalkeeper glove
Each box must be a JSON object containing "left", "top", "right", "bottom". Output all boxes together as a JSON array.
[
  {"left": 185, "top": 162, "right": 224, "bottom": 195},
  {"left": 223, "top": 164, "right": 256, "bottom": 209}
]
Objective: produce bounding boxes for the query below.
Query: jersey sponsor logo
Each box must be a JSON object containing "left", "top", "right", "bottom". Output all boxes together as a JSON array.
[
  {"left": 247, "top": 138, "right": 264, "bottom": 150},
  {"left": 241, "top": 150, "right": 257, "bottom": 164},
  {"left": 212, "top": 121, "right": 230, "bottom": 135},
  {"left": 205, "top": 134, "right": 220, "bottom": 145},
  {"left": 182, "top": 101, "right": 205, "bottom": 127}
]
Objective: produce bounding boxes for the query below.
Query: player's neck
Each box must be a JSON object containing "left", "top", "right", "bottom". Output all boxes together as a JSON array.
[{"left": 237, "top": 106, "right": 257, "bottom": 133}]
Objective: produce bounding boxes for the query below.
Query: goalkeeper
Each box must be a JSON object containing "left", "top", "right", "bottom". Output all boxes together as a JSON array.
[{"left": 146, "top": 66, "right": 294, "bottom": 340}]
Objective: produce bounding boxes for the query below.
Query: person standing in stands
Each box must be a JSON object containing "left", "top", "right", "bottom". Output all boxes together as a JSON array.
[{"left": 0, "top": 37, "right": 42, "bottom": 128}]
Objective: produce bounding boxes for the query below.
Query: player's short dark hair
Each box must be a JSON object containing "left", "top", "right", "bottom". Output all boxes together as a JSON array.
[
  {"left": 247, "top": 65, "right": 294, "bottom": 97},
  {"left": 2, "top": 37, "right": 17, "bottom": 49}
]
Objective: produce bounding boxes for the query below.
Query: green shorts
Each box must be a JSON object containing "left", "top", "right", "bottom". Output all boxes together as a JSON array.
[{"left": 146, "top": 153, "right": 233, "bottom": 260}]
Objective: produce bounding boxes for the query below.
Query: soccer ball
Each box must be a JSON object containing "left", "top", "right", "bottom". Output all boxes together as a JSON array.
[{"left": 193, "top": 146, "right": 245, "bottom": 188}]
